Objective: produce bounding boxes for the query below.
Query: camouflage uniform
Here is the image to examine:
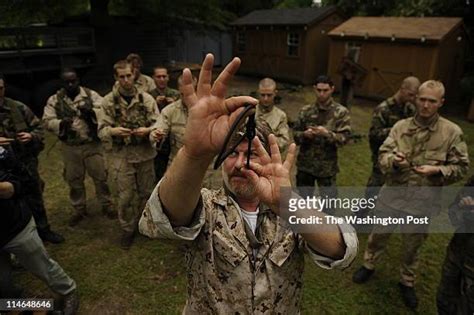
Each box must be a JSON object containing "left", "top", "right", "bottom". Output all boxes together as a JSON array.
[
  {"left": 255, "top": 104, "right": 290, "bottom": 154},
  {"left": 0, "top": 97, "right": 50, "bottom": 231},
  {"left": 43, "top": 87, "right": 112, "bottom": 217},
  {"left": 135, "top": 74, "right": 156, "bottom": 94},
  {"left": 366, "top": 97, "right": 416, "bottom": 194},
  {"left": 152, "top": 99, "right": 222, "bottom": 189},
  {"left": 437, "top": 176, "right": 474, "bottom": 314},
  {"left": 138, "top": 184, "right": 358, "bottom": 314},
  {"left": 364, "top": 114, "right": 469, "bottom": 287},
  {"left": 149, "top": 86, "right": 180, "bottom": 180},
  {"left": 149, "top": 86, "right": 180, "bottom": 112},
  {"left": 98, "top": 85, "right": 158, "bottom": 233},
  {"left": 293, "top": 99, "right": 351, "bottom": 213}
]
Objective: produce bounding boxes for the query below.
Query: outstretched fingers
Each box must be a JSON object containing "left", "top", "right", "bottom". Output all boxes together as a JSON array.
[
  {"left": 268, "top": 134, "right": 282, "bottom": 165},
  {"left": 283, "top": 143, "right": 297, "bottom": 171},
  {"left": 197, "top": 54, "right": 214, "bottom": 98},
  {"left": 181, "top": 68, "right": 198, "bottom": 108},
  {"left": 211, "top": 57, "right": 241, "bottom": 99},
  {"left": 253, "top": 137, "right": 271, "bottom": 164}
]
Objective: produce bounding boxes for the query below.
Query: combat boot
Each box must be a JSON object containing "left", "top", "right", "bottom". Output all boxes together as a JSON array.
[
  {"left": 120, "top": 230, "right": 135, "bottom": 250},
  {"left": 68, "top": 214, "right": 86, "bottom": 227},
  {"left": 68, "top": 208, "right": 88, "bottom": 227},
  {"left": 102, "top": 205, "right": 117, "bottom": 219},
  {"left": 352, "top": 266, "right": 375, "bottom": 284},
  {"left": 38, "top": 227, "right": 65, "bottom": 244},
  {"left": 62, "top": 290, "right": 80, "bottom": 315},
  {"left": 398, "top": 283, "right": 418, "bottom": 309}
]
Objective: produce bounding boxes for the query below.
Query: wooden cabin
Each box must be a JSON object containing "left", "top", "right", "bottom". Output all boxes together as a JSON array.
[
  {"left": 231, "top": 6, "right": 345, "bottom": 84},
  {"left": 327, "top": 17, "right": 467, "bottom": 102}
]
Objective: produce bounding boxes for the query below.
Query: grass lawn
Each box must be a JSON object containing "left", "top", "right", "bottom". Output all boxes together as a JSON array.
[{"left": 17, "top": 80, "right": 474, "bottom": 314}]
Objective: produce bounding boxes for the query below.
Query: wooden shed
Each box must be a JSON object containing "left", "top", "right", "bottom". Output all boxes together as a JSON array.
[
  {"left": 327, "top": 17, "right": 467, "bottom": 102},
  {"left": 231, "top": 6, "right": 345, "bottom": 84}
]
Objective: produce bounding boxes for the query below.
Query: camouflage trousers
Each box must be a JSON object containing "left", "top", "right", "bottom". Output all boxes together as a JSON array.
[
  {"left": 61, "top": 142, "right": 112, "bottom": 215},
  {"left": 437, "top": 233, "right": 474, "bottom": 315},
  {"left": 363, "top": 203, "right": 429, "bottom": 287},
  {"left": 358, "top": 163, "right": 385, "bottom": 219},
  {"left": 296, "top": 171, "right": 337, "bottom": 214},
  {"left": 109, "top": 157, "right": 155, "bottom": 233}
]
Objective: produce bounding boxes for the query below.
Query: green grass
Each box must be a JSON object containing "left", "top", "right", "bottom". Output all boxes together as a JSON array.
[{"left": 16, "top": 85, "right": 474, "bottom": 314}]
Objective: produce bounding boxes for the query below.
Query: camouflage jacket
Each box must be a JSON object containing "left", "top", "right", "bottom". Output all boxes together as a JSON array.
[
  {"left": 43, "top": 87, "right": 103, "bottom": 145},
  {"left": 135, "top": 73, "right": 156, "bottom": 94},
  {"left": 98, "top": 85, "right": 159, "bottom": 163},
  {"left": 149, "top": 86, "right": 180, "bottom": 111},
  {"left": 369, "top": 97, "right": 416, "bottom": 163},
  {"left": 256, "top": 105, "right": 290, "bottom": 154},
  {"left": 139, "top": 184, "right": 358, "bottom": 314},
  {"left": 0, "top": 98, "right": 44, "bottom": 159},
  {"left": 293, "top": 99, "right": 351, "bottom": 177},
  {"left": 151, "top": 99, "right": 187, "bottom": 165},
  {"left": 378, "top": 115, "right": 469, "bottom": 215}
]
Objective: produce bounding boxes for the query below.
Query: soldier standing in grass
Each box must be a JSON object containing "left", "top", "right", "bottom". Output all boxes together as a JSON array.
[
  {"left": 352, "top": 80, "right": 469, "bottom": 309},
  {"left": 256, "top": 78, "right": 290, "bottom": 154},
  {"left": 356, "top": 76, "right": 420, "bottom": 223},
  {"left": 43, "top": 68, "right": 114, "bottom": 227},
  {"left": 292, "top": 75, "right": 351, "bottom": 214},
  {"left": 0, "top": 74, "right": 64, "bottom": 244},
  {"left": 98, "top": 60, "right": 159, "bottom": 249}
]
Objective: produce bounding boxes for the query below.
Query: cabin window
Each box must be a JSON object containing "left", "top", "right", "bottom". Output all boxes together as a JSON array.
[
  {"left": 287, "top": 32, "right": 300, "bottom": 57},
  {"left": 345, "top": 42, "right": 361, "bottom": 62},
  {"left": 237, "top": 31, "right": 246, "bottom": 52}
]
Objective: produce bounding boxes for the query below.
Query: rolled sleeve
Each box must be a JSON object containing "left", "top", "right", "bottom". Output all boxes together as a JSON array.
[
  {"left": 306, "top": 221, "right": 358, "bottom": 270},
  {"left": 138, "top": 180, "right": 205, "bottom": 240},
  {"left": 42, "top": 95, "right": 62, "bottom": 136}
]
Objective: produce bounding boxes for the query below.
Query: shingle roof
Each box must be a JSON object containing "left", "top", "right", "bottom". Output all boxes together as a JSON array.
[
  {"left": 231, "top": 6, "right": 338, "bottom": 26},
  {"left": 328, "top": 17, "right": 463, "bottom": 41}
]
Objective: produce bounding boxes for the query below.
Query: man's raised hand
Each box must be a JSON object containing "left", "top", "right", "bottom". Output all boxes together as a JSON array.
[
  {"left": 181, "top": 54, "right": 258, "bottom": 160},
  {"left": 240, "top": 135, "right": 296, "bottom": 213}
]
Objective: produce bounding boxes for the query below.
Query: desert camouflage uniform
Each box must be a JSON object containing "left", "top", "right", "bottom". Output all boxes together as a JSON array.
[
  {"left": 364, "top": 114, "right": 469, "bottom": 287},
  {"left": 293, "top": 99, "right": 351, "bottom": 212},
  {"left": 0, "top": 98, "right": 51, "bottom": 231},
  {"left": 98, "top": 85, "right": 159, "bottom": 233},
  {"left": 135, "top": 74, "right": 156, "bottom": 94},
  {"left": 139, "top": 184, "right": 358, "bottom": 314},
  {"left": 152, "top": 99, "right": 222, "bottom": 189},
  {"left": 43, "top": 87, "right": 112, "bottom": 216},
  {"left": 255, "top": 104, "right": 290, "bottom": 154}
]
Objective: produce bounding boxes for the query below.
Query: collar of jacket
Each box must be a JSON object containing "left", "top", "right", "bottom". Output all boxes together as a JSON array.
[
  {"left": 257, "top": 103, "right": 274, "bottom": 114},
  {"left": 315, "top": 97, "right": 334, "bottom": 110},
  {"left": 411, "top": 113, "right": 439, "bottom": 132}
]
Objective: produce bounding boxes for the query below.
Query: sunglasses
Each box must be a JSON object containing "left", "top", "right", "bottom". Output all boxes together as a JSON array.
[{"left": 214, "top": 104, "right": 256, "bottom": 170}]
